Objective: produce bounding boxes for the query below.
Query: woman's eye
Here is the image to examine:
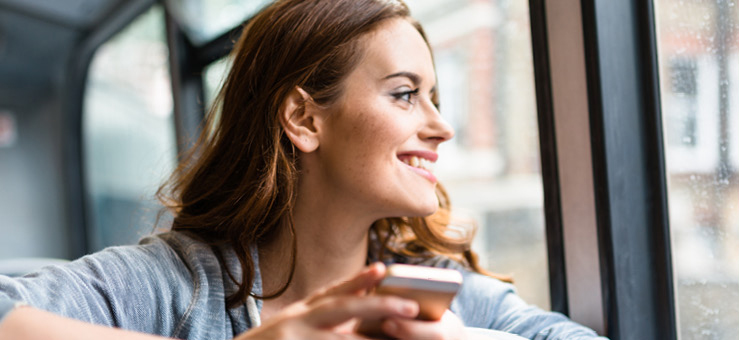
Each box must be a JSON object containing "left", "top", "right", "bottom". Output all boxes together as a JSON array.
[{"left": 392, "top": 88, "right": 420, "bottom": 104}]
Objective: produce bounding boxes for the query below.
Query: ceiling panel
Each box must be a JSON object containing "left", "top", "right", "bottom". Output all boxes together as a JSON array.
[
  {"left": 0, "top": 10, "right": 75, "bottom": 99},
  {"left": 0, "top": 0, "right": 121, "bottom": 29}
]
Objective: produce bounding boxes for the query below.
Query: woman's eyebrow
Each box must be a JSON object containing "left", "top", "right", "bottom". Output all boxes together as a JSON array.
[{"left": 383, "top": 71, "right": 421, "bottom": 86}]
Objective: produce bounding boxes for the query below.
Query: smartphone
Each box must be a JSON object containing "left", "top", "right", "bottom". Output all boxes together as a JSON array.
[{"left": 355, "top": 264, "right": 463, "bottom": 338}]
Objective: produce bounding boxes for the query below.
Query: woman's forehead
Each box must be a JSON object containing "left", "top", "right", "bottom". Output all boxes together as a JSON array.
[{"left": 354, "top": 18, "right": 435, "bottom": 85}]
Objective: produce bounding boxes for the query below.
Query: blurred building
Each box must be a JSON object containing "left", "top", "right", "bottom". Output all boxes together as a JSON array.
[
  {"left": 406, "top": 0, "right": 549, "bottom": 309},
  {"left": 656, "top": 0, "right": 738, "bottom": 338}
]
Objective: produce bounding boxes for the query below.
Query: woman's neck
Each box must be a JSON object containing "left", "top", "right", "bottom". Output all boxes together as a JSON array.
[
  {"left": 258, "top": 194, "right": 374, "bottom": 313},
  {"left": 258, "top": 158, "right": 390, "bottom": 321}
]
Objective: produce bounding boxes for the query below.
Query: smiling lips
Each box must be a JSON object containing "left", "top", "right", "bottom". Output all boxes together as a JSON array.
[{"left": 397, "top": 151, "right": 438, "bottom": 183}]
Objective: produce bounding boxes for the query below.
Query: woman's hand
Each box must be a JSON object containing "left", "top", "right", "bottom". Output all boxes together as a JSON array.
[
  {"left": 235, "top": 263, "right": 420, "bottom": 340},
  {"left": 380, "top": 309, "right": 466, "bottom": 340}
]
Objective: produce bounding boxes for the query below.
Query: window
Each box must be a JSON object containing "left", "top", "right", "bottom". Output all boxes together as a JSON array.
[
  {"left": 0, "top": 112, "right": 16, "bottom": 148},
  {"left": 167, "top": 0, "right": 271, "bottom": 45},
  {"left": 665, "top": 58, "right": 697, "bottom": 148},
  {"left": 83, "top": 5, "right": 176, "bottom": 251},
  {"left": 203, "top": 56, "right": 232, "bottom": 110},
  {"left": 655, "top": 0, "right": 739, "bottom": 338},
  {"left": 406, "top": 0, "right": 549, "bottom": 309}
]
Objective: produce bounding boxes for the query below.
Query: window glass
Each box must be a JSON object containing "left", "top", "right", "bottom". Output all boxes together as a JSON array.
[
  {"left": 406, "top": 0, "right": 549, "bottom": 309},
  {"left": 201, "top": 56, "right": 232, "bottom": 138},
  {"left": 203, "top": 56, "right": 232, "bottom": 110},
  {"left": 83, "top": 5, "right": 176, "bottom": 251},
  {"left": 166, "top": 0, "right": 271, "bottom": 45},
  {"left": 655, "top": 0, "right": 739, "bottom": 338}
]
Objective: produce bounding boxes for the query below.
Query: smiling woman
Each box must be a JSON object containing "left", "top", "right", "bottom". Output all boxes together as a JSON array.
[
  {"left": 0, "top": 1, "right": 607, "bottom": 339},
  {"left": 295, "top": 18, "right": 454, "bottom": 219}
]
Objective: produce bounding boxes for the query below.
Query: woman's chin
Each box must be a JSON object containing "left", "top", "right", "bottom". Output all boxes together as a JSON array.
[
  {"left": 377, "top": 192, "right": 439, "bottom": 218},
  {"left": 406, "top": 199, "right": 440, "bottom": 218}
]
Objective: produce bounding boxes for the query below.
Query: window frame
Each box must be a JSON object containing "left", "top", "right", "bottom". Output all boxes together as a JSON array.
[
  {"left": 582, "top": 0, "right": 676, "bottom": 338},
  {"left": 529, "top": 0, "right": 678, "bottom": 338},
  {"left": 164, "top": 10, "right": 243, "bottom": 156},
  {"left": 528, "top": 0, "right": 569, "bottom": 317},
  {"left": 66, "top": 0, "right": 158, "bottom": 257}
]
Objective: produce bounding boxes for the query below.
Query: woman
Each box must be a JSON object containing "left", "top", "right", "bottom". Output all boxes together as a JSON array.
[{"left": 0, "top": 0, "right": 607, "bottom": 339}]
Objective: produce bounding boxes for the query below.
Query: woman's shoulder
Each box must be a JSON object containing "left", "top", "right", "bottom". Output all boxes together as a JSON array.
[
  {"left": 1, "top": 231, "right": 238, "bottom": 337},
  {"left": 0, "top": 231, "right": 203, "bottom": 333},
  {"left": 74, "top": 230, "right": 212, "bottom": 278},
  {"left": 47, "top": 231, "right": 212, "bottom": 307},
  {"left": 135, "top": 231, "right": 241, "bottom": 294},
  {"left": 19, "top": 230, "right": 231, "bottom": 316},
  {"left": 142, "top": 231, "right": 217, "bottom": 266}
]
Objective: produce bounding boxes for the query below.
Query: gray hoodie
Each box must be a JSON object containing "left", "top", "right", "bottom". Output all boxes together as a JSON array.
[{"left": 0, "top": 232, "right": 607, "bottom": 340}]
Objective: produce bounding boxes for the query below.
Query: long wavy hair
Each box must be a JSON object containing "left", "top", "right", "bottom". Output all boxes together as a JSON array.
[{"left": 158, "top": 0, "right": 500, "bottom": 309}]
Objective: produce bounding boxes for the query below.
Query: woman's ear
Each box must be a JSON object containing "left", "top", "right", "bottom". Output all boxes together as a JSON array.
[{"left": 279, "top": 87, "right": 321, "bottom": 153}]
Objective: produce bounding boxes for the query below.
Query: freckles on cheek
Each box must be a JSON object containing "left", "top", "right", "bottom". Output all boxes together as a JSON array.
[
  {"left": 344, "top": 121, "right": 392, "bottom": 182},
  {"left": 345, "top": 113, "right": 382, "bottom": 148}
]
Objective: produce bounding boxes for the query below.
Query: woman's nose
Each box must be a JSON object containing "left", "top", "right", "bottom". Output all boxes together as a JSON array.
[{"left": 420, "top": 101, "right": 455, "bottom": 143}]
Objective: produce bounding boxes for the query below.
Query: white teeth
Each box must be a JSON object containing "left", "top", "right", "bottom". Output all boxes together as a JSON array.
[
  {"left": 420, "top": 157, "right": 434, "bottom": 171},
  {"left": 410, "top": 156, "right": 420, "bottom": 168},
  {"left": 401, "top": 155, "right": 435, "bottom": 171}
]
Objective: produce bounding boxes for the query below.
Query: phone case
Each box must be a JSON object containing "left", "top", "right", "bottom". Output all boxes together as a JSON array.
[{"left": 355, "top": 264, "right": 463, "bottom": 338}]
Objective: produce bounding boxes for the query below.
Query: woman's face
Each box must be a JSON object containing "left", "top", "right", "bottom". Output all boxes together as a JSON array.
[{"left": 311, "top": 18, "right": 454, "bottom": 219}]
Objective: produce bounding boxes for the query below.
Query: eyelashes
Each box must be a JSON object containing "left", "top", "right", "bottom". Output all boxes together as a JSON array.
[
  {"left": 390, "top": 88, "right": 441, "bottom": 112},
  {"left": 391, "top": 88, "right": 420, "bottom": 104}
]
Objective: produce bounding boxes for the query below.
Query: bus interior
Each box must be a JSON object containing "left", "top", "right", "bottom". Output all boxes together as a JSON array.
[{"left": 0, "top": 0, "right": 737, "bottom": 339}]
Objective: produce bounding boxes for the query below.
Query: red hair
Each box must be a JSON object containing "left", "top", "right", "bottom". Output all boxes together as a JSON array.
[{"left": 157, "top": 0, "right": 501, "bottom": 308}]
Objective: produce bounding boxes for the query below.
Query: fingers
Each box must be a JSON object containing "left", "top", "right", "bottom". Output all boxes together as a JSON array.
[
  {"left": 304, "top": 295, "right": 419, "bottom": 328},
  {"left": 305, "top": 330, "right": 368, "bottom": 340},
  {"left": 238, "top": 322, "right": 370, "bottom": 340},
  {"left": 382, "top": 318, "right": 442, "bottom": 340},
  {"left": 309, "top": 262, "right": 386, "bottom": 303},
  {"left": 327, "top": 262, "right": 386, "bottom": 296},
  {"left": 382, "top": 310, "right": 465, "bottom": 340}
]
